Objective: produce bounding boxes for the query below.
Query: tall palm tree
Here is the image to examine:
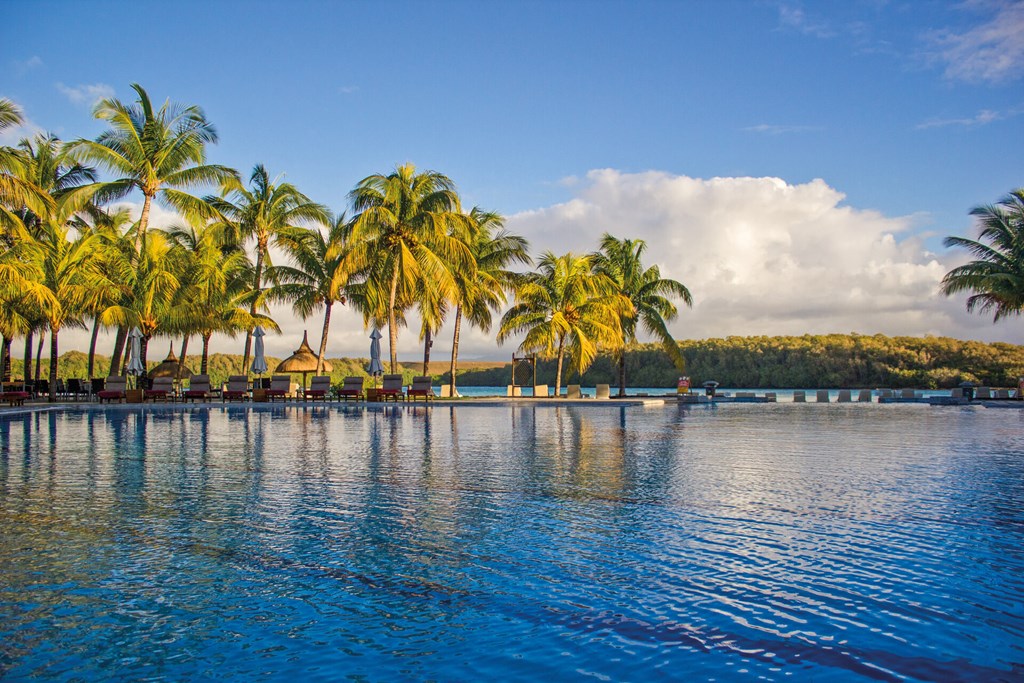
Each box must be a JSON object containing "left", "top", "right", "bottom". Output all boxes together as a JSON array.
[
  {"left": 941, "top": 189, "right": 1024, "bottom": 325},
  {"left": 448, "top": 208, "right": 530, "bottom": 395},
  {"left": 8, "top": 219, "right": 104, "bottom": 400},
  {"left": 165, "top": 221, "right": 274, "bottom": 374},
  {"left": 74, "top": 205, "right": 134, "bottom": 377},
  {"left": 498, "top": 251, "right": 629, "bottom": 397},
  {"left": 207, "top": 164, "right": 330, "bottom": 372},
  {"left": 270, "top": 217, "right": 352, "bottom": 373},
  {"left": 66, "top": 83, "right": 237, "bottom": 254},
  {"left": 592, "top": 234, "right": 692, "bottom": 396},
  {"left": 101, "top": 230, "right": 180, "bottom": 367},
  {"left": 0, "top": 98, "right": 52, "bottom": 234},
  {"left": 347, "top": 163, "right": 473, "bottom": 372}
]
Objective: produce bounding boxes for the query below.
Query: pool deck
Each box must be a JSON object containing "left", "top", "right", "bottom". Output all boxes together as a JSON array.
[{"left": 2, "top": 394, "right": 1023, "bottom": 417}]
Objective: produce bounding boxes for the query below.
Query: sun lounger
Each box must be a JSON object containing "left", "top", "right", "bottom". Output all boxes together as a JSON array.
[
  {"left": 816, "top": 390, "right": 830, "bottom": 403},
  {"left": 837, "top": 389, "right": 852, "bottom": 403},
  {"left": 146, "top": 376, "right": 175, "bottom": 402},
  {"left": 379, "top": 374, "right": 405, "bottom": 402},
  {"left": 595, "top": 384, "right": 610, "bottom": 399},
  {"left": 857, "top": 390, "right": 873, "bottom": 402},
  {"left": 222, "top": 375, "right": 250, "bottom": 402},
  {"left": 97, "top": 375, "right": 127, "bottom": 403},
  {"left": 0, "top": 387, "right": 30, "bottom": 406},
  {"left": 266, "top": 375, "right": 292, "bottom": 401},
  {"left": 793, "top": 390, "right": 806, "bottom": 402},
  {"left": 566, "top": 384, "right": 581, "bottom": 399},
  {"left": 305, "top": 375, "right": 332, "bottom": 401},
  {"left": 337, "top": 376, "right": 365, "bottom": 402},
  {"left": 183, "top": 374, "right": 212, "bottom": 402},
  {"left": 407, "top": 376, "right": 435, "bottom": 402}
]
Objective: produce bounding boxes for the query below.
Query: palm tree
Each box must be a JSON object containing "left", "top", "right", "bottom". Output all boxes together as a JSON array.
[
  {"left": 66, "top": 83, "right": 237, "bottom": 254},
  {"left": 347, "top": 163, "right": 473, "bottom": 372},
  {"left": 74, "top": 205, "right": 134, "bottom": 377},
  {"left": 165, "top": 221, "right": 274, "bottom": 374},
  {"left": 592, "top": 234, "right": 692, "bottom": 396},
  {"left": 941, "top": 189, "right": 1024, "bottom": 325},
  {"left": 498, "top": 251, "right": 629, "bottom": 397},
  {"left": 270, "top": 217, "right": 352, "bottom": 373},
  {"left": 101, "top": 230, "right": 180, "bottom": 368},
  {"left": 7, "top": 218, "right": 104, "bottom": 400},
  {"left": 207, "top": 164, "right": 330, "bottom": 372},
  {"left": 0, "top": 98, "right": 52, "bottom": 234},
  {"left": 447, "top": 208, "right": 530, "bottom": 395}
]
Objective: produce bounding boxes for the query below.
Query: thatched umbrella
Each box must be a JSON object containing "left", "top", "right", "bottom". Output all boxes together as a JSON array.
[
  {"left": 275, "top": 331, "right": 332, "bottom": 390},
  {"left": 148, "top": 343, "right": 194, "bottom": 382}
]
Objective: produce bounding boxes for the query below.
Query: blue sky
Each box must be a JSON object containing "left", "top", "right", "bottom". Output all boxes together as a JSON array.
[{"left": 3, "top": 0, "right": 1023, "bottom": 359}]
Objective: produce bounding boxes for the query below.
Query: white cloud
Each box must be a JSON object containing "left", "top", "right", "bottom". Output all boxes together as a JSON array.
[
  {"left": 925, "top": 0, "right": 1024, "bottom": 83},
  {"left": 504, "top": 169, "right": 1024, "bottom": 345},
  {"left": 55, "top": 82, "right": 115, "bottom": 107},
  {"left": 916, "top": 105, "right": 1021, "bottom": 129},
  {"left": 776, "top": 3, "right": 835, "bottom": 38},
  {"left": 13, "top": 55, "right": 43, "bottom": 76},
  {"left": 742, "top": 123, "right": 823, "bottom": 135}
]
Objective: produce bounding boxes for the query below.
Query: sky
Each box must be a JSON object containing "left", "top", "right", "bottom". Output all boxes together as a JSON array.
[{"left": 2, "top": 0, "right": 1023, "bottom": 362}]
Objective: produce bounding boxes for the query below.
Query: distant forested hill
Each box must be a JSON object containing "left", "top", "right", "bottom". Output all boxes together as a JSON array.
[
  {"left": 7, "top": 333, "right": 1024, "bottom": 389},
  {"left": 445, "top": 334, "right": 1024, "bottom": 389}
]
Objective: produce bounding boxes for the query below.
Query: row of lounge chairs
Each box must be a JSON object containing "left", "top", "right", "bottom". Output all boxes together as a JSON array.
[{"left": 89, "top": 373, "right": 437, "bottom": 403}]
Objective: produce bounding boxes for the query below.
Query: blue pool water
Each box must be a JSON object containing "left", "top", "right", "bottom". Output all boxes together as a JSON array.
[{"left": 1, "top": 403, "right": 1022, "bottom": 681}]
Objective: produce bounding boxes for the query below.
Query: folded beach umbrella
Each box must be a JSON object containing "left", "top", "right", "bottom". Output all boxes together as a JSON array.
[
  {"left": 127, "top": 327, "right": 145, "bottom": 372},
  {"left": 368, "top": 328, "right": 384, "bottom": 385},
  {"left": 251, "top": 326, "right": 269, "bottom": 376}
]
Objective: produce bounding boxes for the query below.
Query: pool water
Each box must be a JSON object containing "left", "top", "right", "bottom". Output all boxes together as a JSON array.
[{"left": 1, "top": 403, "right": 1022, "bottom": 681}]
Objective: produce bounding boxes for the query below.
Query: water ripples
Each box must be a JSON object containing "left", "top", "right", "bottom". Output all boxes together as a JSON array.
[{"left": 1, "top": 403, "right": 1023, "bottom": 681}]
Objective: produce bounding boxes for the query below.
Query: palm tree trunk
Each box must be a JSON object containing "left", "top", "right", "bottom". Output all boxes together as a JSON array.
[
  {"left": 48, "top": 326, "right": 58, "bottom": 402},
  {"left": 135, "top": 193, "right": 152, "bottom": 254},
  {"left": 0, "top": 336, "right": 10, "bottom": 383},
  {"left": 555, "top": 339, "right": 565, "bottom": 398},
  {"left": 178, "top": 337, "right": 189, "bottom": 381},
  {"left": 448, "top": 305, "right": 463, "bottom": 396},
  {"left": 388, "top": 269, "right": 399, "bottom": 373},
  {"left": 110, "top": 326, "right": 127, "bottom": 374},
  {"left": 140, "top": 335, "right": 150, "bottom": 376},
  {"left": 35, "top": 332, "right": 44, "bottom": 382},
  {"left": 201, "top": 333, "right": 212, "bottom": 375},
  {"left": 317, "top": 302, "right": 332, "bottom": 374},
  {"left": 87, "top": 318, "right": 101, "bottom": 378},
  {"left": 422, "top": 328, "right": 432, "bottom": 376},
  {"left": 617, "top": 350, "right": 627, "bottom": 397},
  {"left": 243, "top": 244, "right": 267, "bottom": 373},
  {"left": 23, "top": 333, "right": 33, "bottom": 383}
]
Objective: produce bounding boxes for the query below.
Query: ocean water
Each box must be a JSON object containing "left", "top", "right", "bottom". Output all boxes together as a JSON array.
[{"left": 1, "top": 403, "right": 1022, "bottom": 681}]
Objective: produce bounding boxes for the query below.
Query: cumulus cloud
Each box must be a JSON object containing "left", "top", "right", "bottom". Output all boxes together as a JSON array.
[
  {"left": 55, "top": 82, "right": 115, "bottom": 107},
  {"left": 504, "top": 169, "right": 1024, "bottom": 345},
  {"left": 924, "top": 0, "right": 1024, "bottom": 83},
  {"left": 775, "top": 3, "right": 835, "bottom": 38}
]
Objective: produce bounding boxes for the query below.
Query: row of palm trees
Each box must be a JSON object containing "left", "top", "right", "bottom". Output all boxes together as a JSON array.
[{"left": 0, "top": 84, "right": 695, "bottom": 401}]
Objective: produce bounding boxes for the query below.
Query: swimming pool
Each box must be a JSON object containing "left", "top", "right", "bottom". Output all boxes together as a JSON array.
[{"left": 1, "top": 403, "right": 1022, "bottom": 681}]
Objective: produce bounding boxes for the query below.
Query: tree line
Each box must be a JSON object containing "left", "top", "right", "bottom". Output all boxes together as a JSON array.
[{"left": 448, "top": 334, "right": 1024, "bottom": 389}]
